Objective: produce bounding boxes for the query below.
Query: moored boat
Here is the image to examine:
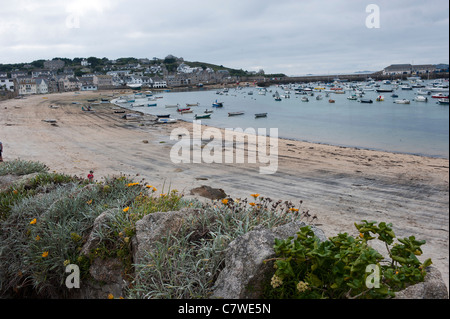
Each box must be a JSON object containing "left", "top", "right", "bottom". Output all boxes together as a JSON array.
[
  {"left": 186, "top": 103, "right": 200, "bottom": 106},
  {"left": 414, "top": 96, "right": 428, "bottom": 102},
  {"left": 437, "top": 98, "right": 449, "bottom": 105},
  {"left": 431, "top": 93, "right": 449, "bottom": 99},
  {"left": 255, "top": 113, "right": 268, "bottom": 118},
  {"left": 228, "top": 111, "right": 244, "bottom": 116},
  {"left": 212, "top": 101, "right": 224, "bottom": 107},
  {"left": 194, "top": 113, "right": 211, "bottom": 119},
  {"left": 359, "top": 99, "right": 373, "bottom": 103},
  {"left": 394, "top": 99, "right": 410, "bottom": 104},
  {"left": 301, "top": 96, "right": 309, "bottom": 102},
  {"left": 147, "top": 103, "right": 157, "bottom": 107}
]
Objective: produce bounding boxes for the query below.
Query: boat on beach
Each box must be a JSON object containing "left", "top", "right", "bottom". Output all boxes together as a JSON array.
[
  {"left": 157, "top": 118, "right": 177, "bottom": 124},
  {"left": 156, "top": 114, "right": 171, "bottom": 118}
]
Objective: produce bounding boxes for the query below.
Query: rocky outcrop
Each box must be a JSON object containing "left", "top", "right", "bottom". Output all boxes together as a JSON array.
[
  {"left": 190, "top": 185, "right": 227, "bottom": 200},
  {"left": 394, "top": 266, "right": 448, "bottom": 299},
  {"left": 211, "top": 221, "right": 327, "bottom": 299},
  {"left": 132, "top": 208, "right": 197, "bottom": 265}
]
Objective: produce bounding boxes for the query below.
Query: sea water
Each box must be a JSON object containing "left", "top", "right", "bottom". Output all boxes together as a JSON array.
[{"left": 123, "top": 82, "right": 449, "bottom": 158}]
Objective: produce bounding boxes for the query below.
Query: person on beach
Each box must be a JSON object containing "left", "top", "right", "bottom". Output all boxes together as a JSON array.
[
  {"left": 0, "top": 141, "right": 3, "bottom": 162},
  {"left": 88, "top": 170, "right": 94, "bottom": 182}
]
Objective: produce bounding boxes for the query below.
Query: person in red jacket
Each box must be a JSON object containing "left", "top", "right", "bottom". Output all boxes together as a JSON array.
[{"left": 87, "top": 170, "right": 94, "bottom": 182}]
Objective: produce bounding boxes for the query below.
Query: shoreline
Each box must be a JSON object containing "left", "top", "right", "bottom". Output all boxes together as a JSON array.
[{"left": 1, "top": 90, "right": 448, "bottom": 291}]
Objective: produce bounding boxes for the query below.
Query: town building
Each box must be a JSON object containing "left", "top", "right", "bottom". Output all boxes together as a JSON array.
[
  {"left": 0, "top": 78, "right": 15, "bottom": 92},
  {"left": 18, "top": 78, "right": 37, "bottom": 95},
  {"left": 44, "top": 59, "right": 65, "bottom": 70}
]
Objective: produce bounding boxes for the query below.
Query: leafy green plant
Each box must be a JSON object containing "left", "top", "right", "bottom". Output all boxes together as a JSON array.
[
  {"left": 264, "top": 221, "right": 432, "bottom": 299},
  {"left": 0, "top": 159, "right": 48, "bottom": 176}
]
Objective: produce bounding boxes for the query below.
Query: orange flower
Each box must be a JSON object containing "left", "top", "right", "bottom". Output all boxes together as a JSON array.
[
  {"left": 30, "top": 218, "right": 37, "bottom": 225},
  {"left": 250, "top": 194, "right": 260, "bottom": 199},
  {"left": 249, "top": 202, "right": 256, "bottom": 206},
  {"left": 289, "top": 208, "right": 299, "bottom": 212},
  {"left": 123, "top": 207, "right": 130, "bottom": 213},
  {"left": 108, "top": 293, "right": 114, "bottom": 299},
  {"left": 221, "top": 199, "right": 229, "bottom": 205},
  {"left": 42, "top": 251, "right": 49, "bottom": 258},
  {"left": 35, "top": 235, "right": 41, "bottom": 241}
]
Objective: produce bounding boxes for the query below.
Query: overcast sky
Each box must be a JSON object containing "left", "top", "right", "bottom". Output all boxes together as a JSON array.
[{"left": 0, "top": 0, "right": 448, "bottom": 75}]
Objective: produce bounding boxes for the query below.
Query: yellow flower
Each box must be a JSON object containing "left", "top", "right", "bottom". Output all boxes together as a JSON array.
[
  {"left": 13, "top": 190, "right": 18, "bottom": 195},
  {"left": 359, "top": 233, "right": 364, "bottom": 238},
  {"left": 271, "top": 274, "right": 283, "bottom": 288},
  {"left": 249, "top": 202, "right": 256, "bottom": 206},
  {"left": 124, "top": 237, "right": 130, "bottom": 243},
  {"left": 152, "top": 187, "right": 157, "bottom": 192},
  {"left": 30, "top": 218, "right": 37, "bottom": 225},
  {"left": 86, "top": 199, "right": 93, "bottom": 205},
  {"left": 414, "top": 250, "right": 422, "bottom": 256},
  {"left": 289, "top": 208, "right": 299, "bottom": 212},
  {"left": 42, "top": 251, "right": 49, "bottom": 258},
  {"left": 146, "top": 185, "right": 153, "bottom": 188},
  {"left": 108, "top": 293, "right": 114, "bottom": 299},
  {"left": 123, "top": 207, "right": 130, "bottom": 213},
  {"left": 250, "top": 193, "right": 260, "bottom": 199},
  {"left": 296, "top": 281, "right": 310, "bottom": 293},
  {"left": 63, "top": 260, "right": 70, "bottom": 267},
  {"left": 35, "top": 235, "right": 41, "bottom": 241},
  {"left": 222, "top": 199, "right": 229, "bottom": 205}
]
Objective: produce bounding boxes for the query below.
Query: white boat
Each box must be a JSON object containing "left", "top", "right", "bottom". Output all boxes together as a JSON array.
[
  {"left": 165, "top": 103, "right": 180, "bottom": 108},
  {"left": 417, "top": 89, "right": 431, "bottom": 95},
  {"left": 437, "top": 98, "right": 449, "bottom": 105},
  {"left": 414, "top": 96, "right": 428, "bottom": 102},
  {"left": 157, "top": 118, "right": 177, "bottom": 124},
  {"left": 301, "top": 96, "right": 309, "bottom": 102},
  {"left": 394, "top": 99, "right": 410, "bottom": 104}
]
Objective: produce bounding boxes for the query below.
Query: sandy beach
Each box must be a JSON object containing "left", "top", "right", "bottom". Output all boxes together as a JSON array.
[{"left": 1, "top": 91, "right": 448, "bottom": 291}]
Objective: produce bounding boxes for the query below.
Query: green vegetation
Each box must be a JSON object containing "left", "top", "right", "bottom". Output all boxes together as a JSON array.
[
  {"left": 0, "top": 160, "right": 431, "bottom": 299},
  {"left": 264, "top": 221, "right": 432, "bottom": 299}
]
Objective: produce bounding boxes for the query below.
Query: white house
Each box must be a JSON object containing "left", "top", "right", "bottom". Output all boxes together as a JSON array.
[
  {"left": 0, "top": 78, "right": 15, "bottom": 92},
  {"left": 18, "top": 78, "right": 37, "bottom": 95},
  {"left": 35, "top": 78, "right": 49, "bottom": 94}
]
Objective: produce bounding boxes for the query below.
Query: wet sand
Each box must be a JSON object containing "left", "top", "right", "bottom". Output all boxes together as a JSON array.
[{"left": 1, "top": 91, "right": 448, "bottom": 291}]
